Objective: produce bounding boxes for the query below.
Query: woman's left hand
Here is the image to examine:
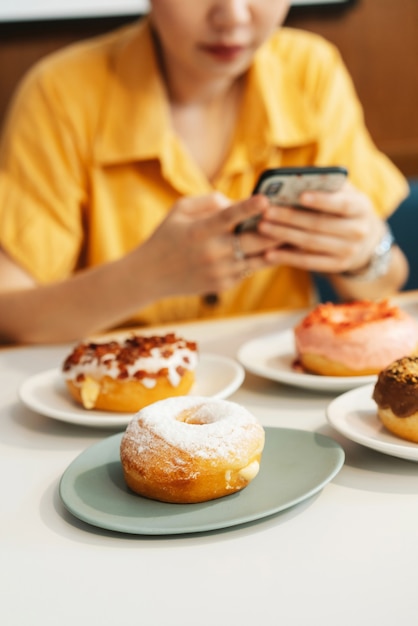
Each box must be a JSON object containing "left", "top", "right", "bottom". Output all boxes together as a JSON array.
[{"left": 255, "top": 180, "right": 387, "bottom": 274}]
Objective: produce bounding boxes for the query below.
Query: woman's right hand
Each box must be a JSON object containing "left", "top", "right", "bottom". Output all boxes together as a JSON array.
[
  {"left": 135, "top": 192, "right": 278, "bottom": 298},
  {"left": 0, "top": 193, "right": 278, "bottom": 344}
]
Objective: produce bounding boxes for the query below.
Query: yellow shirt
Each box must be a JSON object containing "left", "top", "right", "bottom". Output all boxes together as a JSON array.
[{"left": 0, "top": 19, "right": 407, "bottom": 326}]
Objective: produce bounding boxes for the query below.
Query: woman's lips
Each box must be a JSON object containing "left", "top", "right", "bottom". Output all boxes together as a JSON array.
[{"left": 201, "top": 44, "right": 246, "bottom": 62}]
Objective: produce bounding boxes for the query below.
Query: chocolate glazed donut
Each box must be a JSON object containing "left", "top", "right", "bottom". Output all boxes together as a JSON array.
[{"left": 373, "top": 356, "right": 418, "bottom": 443}]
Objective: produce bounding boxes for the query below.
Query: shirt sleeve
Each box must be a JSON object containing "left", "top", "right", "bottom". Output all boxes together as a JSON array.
[
  {"left": 298, "top": 34, "right": 408, "bottom": 217},
  {"left": 0, "top": 61, "right": 88, "bottom": 283}
]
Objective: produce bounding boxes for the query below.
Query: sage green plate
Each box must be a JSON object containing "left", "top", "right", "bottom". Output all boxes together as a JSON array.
[{"left": 59, "top": 427, "right": 344, "bottom": 535}]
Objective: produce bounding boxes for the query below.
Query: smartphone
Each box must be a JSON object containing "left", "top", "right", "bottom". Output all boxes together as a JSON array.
[{"left": 235, "top": 165, "right": 348, "bottom": 233}]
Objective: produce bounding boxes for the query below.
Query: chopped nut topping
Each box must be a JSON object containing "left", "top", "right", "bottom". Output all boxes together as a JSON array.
[
  {"left": 373, "top": 355, "right": 418, "bottom": 417},
  {"left": 380, "top": 356, "right": 418, "bottom": 385}
]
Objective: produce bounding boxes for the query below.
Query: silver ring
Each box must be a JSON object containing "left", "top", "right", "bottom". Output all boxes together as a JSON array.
[
  {"left": 241, "top": 268, "right": 253, "bottom": 280},
  {"left": 232, "top": 234, "right": 245, "bottom": 261}
]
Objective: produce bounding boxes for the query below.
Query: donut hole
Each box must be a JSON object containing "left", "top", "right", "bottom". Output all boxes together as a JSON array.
[{"left": 176, "top": 406, "right": 214, "bottom": 425}]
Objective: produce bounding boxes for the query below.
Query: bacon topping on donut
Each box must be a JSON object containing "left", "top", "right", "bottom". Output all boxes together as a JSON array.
[{"left": 62, "top": 333, "right": 198, "bottom": 384}]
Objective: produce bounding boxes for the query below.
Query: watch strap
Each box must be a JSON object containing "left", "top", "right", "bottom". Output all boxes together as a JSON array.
[{"left": 341, "top": 223, "right": 394, "bottom": 281}]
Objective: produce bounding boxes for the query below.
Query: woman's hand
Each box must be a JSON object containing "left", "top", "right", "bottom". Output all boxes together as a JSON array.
[
  {"left": 256, "top": 180, "right": 387, "bottom": 274},
  {"left": 135, "top": 192, "right": 278, "bottom": 297}
]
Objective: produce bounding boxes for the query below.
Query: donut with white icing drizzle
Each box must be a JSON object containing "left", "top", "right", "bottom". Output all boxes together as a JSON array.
[
  {"left": 120, "top": 396, "right": 265, "bottom": 503},
  {"left": 62, "top": 333, "right": 198, "bottom": 412}
]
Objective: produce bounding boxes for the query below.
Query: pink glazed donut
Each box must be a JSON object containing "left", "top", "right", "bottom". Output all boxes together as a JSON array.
[{"left": 294, "top": 300, "right": 418, "bottom": 377}]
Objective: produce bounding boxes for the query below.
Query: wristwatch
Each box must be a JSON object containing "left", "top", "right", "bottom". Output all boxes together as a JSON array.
[{"left": 342, "top": 222, "right": 395, "bottom": 281}]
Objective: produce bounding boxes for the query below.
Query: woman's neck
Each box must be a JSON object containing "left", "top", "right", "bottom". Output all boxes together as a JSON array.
[
  {"left": 169, "top": 77, "right": 245, "bottom": 181},
  {"left": 151, "top": 28, "right": 246, "bottom": 180}
]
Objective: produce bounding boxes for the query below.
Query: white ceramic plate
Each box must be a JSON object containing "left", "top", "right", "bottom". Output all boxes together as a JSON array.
[
  {"left": 327, "top": 383, "right": 418, "bottom": 462},
  {"left": 237, "top": 329, "right": 376, "bottom": 392},
  {"left": 18, "top": 354, "right": 245, "bottom": 429},
  {"left": 59, "top": 427, "right": 344, "bottom": 535}
]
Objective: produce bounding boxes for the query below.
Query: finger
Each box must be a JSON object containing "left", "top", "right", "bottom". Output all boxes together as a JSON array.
[
  {"left": 176, "top": 192, "right": 231, "bottom": 219},
  {"left": 225, "top": 255, "right": 272, "bottom": 286},
  {"left": 206, "top": 194, "right": 270, "bottom": 234},
  {"left": 264, "top": 246, "right": 350, "bottom": 274},
  {"left": 260, "top": 203, "right": 369, "bottom": 240},
  {"left": 195, "top": 255, "right": 252, "bottom": 293},
  {"left": 259, "top": 218, "right": 343, "bottom": 251},
  {"left": 231, "top": 233, "right": 246, "bottom": 261},
  {"left": 297, "top": 183, "right": 369, "bottom": 218},
  {"left": 298, "top": 189, "right": 349, "bottom": 213}
]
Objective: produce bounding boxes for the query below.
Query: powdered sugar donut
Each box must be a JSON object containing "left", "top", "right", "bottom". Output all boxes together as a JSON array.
[
  {"left": 294, "top": 300, "right": 418, "bottom": 377},
  {"left": 62, "top": 333, "right": 198, "bottom": 412},
  {"left": 120, "top": 396, "right": 265, "bottom": 503}
]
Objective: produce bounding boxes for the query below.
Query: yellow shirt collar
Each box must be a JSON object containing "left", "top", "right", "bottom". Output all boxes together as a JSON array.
[
  {"left": 94, "top": 19, "right": 170, "bottom": 164},
  {"left": 94, "top": 20, "right": 318, "bottom": 174}
]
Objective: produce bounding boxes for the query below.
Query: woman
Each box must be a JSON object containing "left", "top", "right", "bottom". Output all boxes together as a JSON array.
[{"left": 0, "top": 0, "right": 409, "bottom": 344}]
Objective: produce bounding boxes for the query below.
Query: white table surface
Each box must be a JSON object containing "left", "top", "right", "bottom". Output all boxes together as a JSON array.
[{"left": 2, "top": 294, "right": 418, "bottom": 626}]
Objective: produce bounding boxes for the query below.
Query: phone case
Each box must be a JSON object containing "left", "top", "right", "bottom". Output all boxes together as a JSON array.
[
  {"left": 235, "top": 166, "right": 348, "bottom": 233},
  {"left": 254, "top": 166, "right": 348, "bottom": 205}
]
